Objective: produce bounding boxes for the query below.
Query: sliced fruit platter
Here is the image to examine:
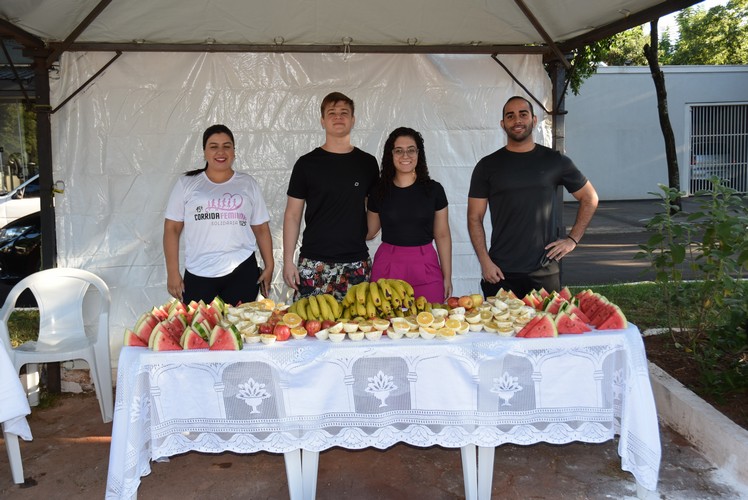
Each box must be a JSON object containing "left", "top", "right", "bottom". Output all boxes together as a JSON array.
[{"left": 122, "top": 282, "right": 629, "bottom": 350}]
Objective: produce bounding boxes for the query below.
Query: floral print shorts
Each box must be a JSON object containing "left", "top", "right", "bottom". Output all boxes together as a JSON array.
[{"left": 297, "top": 257, "right": 371, "bottom": 301}]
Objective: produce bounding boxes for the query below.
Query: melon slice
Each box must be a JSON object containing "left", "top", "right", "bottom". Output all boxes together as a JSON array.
[
  {"left": 559, "top": 303, "right": 591, "bottom": 324},
  {"left": 596, "top": 305, "right": 628, "bottom": 330},
  {"left": 522, "top": 293, "right": 542, "bottom": 310},
  {"left": 515, "top": 314, "right": 544, "bottom": 337},
  {"left": 554, "top": 312, "right": 591, "bottom": 334},
  {"left": 209, "top": 325, "right": 243, "bottom": 350},
  {"left": 544, "top": 294, "right": 567, "bottom": 315},
  {"left": 151, "top": 329, "right": 183, "bottom": 351},
  {"left": 522, "top": 314, "right": 558, "bottom": 338},
  {"left": 134, "top": 314, "right": 158, "bottom": 345},
  {"left": 517, "top": 313, "right": 557, "bottom": 338},
  {"left": 182, "top": 329, "right": 209, "bottom": 350},
  {"left": 124, "top": 328, "right": 148, "bottom": 347}
]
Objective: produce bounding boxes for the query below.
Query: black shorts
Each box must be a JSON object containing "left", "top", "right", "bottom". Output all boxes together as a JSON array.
[{"left": 183, "top": 253, "right": 260, "bottom": 306}]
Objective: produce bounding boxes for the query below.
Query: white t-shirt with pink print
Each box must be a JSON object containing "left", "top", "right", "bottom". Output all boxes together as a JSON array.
[{"left": 165, "top": 170, "right": 270, "bottom": 277}]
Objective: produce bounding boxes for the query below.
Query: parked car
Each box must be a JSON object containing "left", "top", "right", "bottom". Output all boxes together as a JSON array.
[
  {"left": 0, "top": 210, "right": 41, "bottom": 284},
  {"left": 0, "top": 174, "right": 41, "bottom": 228},
  {"left": 690, "top": 138, "right": 746, "bottom": 192}
]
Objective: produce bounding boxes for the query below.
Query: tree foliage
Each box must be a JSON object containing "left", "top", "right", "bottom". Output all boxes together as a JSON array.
[
  {"left": 0, "top": 103, "right": 37, "bottom": 185},
  {"left": 564, "top": 0, "right": 747, "bottom": 94},
  {"left": 666, "top": 0, "right": 748, "bottom": 64}
]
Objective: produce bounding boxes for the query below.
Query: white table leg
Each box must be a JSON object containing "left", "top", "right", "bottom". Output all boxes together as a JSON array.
[
  {"left": 477, "top": 446, "right": 495, "bottom": 500},
  {"left": 3, "top": 427, "right": 24, "bottom": 484},
  {"left": 460, "top": 444, "right": 477, "bottom": 500},
  {"left": 283, "top": 449, "right": 304, "bottom": 500},
  {"left": 301, "top": 450, "right": 319, "bottom": 500}
]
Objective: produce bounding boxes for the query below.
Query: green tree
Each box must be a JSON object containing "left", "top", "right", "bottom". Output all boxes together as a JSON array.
[
  {"left": 605, "top": 26, "right": 649, "bottom": 66},
  {"left": 0, "top": 103, "right": 37, "bottom": 181},
  {"left": 668, "top": 0, "right": 748, "bottom": 65}
]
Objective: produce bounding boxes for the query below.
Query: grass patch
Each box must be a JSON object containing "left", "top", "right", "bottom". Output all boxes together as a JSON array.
[{"left": 7, "top": 309, "right": 40, "bottom": 347}]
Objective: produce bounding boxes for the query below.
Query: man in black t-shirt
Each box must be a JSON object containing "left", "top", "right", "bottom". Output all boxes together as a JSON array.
[
  {"left": 283, "top": 92, "right": 379, "bottom": 300},
  {"left": 467, "top": 96, "right": 599, "bottom": 298}
]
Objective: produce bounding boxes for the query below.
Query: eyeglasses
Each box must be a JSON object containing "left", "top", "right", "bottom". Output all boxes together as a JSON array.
[{"left": 393, "top": 147, "right": 418, "bottom": 157}]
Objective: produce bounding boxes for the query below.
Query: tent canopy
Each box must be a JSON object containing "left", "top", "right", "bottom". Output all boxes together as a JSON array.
[{"left": 3, "top": 0, "right": 701, "bottom": 58}]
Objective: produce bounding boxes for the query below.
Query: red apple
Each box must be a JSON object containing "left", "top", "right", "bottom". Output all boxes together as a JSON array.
[
  {"left": 305, "top": 319, "right": 322, "bottom": 337},
  {"left": 446, "top": 297, "right": 460, "bottom": 309},
  {"left": 273, "top": 322, "right": 291, "bottom": 341},
  {"left": 321, "top": 319, "right": 336, "bottom": 330},
  {"left": 258, "top": 322, "right": 274, "bottom": 335},
  {"left": 458, "top": 296, "right": 474, "bottom": 309}
]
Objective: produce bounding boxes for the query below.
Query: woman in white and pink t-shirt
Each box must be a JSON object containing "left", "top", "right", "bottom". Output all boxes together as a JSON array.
[{"left": 163, "top": 124, "right": 273, "bottom": 306}]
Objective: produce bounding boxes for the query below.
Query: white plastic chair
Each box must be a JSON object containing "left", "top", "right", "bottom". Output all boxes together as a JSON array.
[{"left": 0, "top": 268, "right": 113, "bottom": 423}]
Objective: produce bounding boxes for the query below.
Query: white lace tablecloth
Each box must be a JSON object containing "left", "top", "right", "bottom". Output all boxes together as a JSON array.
[
  {"left": 105, "top": 325, "right": 660, "bottom": 498},
  {"left": 0, "top": 344, "right": 32, "bottom": 441}
]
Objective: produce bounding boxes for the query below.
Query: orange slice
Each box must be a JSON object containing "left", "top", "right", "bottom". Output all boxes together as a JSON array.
[
  {"left": 259, "top": 298, "right": 276, "bottom": 310},
  {"left": 416, "top": 311, "right": 434, "bottom": 327},
  {"left": 290, "top": 326, "right": 307, "bottom": 335},
  {"left": 282, "top": 312, "right": 303, "bottom": 328},
  {"left": 445, "top": 318, "right": 461, "bottom": 330}
]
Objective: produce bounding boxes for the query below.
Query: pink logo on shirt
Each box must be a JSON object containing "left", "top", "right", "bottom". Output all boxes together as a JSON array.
[{"left": 207, "top": 193, "right": 243, "bottom": 211}]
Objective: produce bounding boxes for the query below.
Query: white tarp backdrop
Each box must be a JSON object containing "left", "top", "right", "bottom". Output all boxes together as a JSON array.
[{"left": 50, "top": 52, "right": 551, "bottom": 364}]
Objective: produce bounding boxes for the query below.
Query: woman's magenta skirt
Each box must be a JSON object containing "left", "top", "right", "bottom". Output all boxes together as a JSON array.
[{"left": 370, "top": 241, "right": 445, "bottom": 303}]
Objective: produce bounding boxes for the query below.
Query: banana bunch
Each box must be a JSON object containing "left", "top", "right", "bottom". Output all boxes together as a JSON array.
[
  {"left": 287, "top": 293, "right": 342, "bottom": 322},
  {"left": 340, "top": 278, "right": 431, "bottom": 319}
]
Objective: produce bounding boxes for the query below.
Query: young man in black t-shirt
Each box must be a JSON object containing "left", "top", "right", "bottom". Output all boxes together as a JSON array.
[
  {"left": 467, "top": 96, "right": 599, "bottom": 298},
  {"left": 283, "top": 92, "right": 379, "bottom": 300}
]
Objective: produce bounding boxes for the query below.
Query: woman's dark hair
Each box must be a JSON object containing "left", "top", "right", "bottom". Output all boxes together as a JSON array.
[
  {"left": 185, "top": 124, "right": 235, "bottom": 176},
  {"left": 373, "top": 127, "right": 431, "bottom": 200}
]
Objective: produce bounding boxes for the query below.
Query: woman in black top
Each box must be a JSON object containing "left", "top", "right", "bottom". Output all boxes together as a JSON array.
[{"left": 367, "top": 127, "right": 452, "bottom": 303}]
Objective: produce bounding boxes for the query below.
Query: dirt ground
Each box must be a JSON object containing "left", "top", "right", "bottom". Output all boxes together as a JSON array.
[{"left": 1, "top": 392, "right": 745, "bottom": 499}]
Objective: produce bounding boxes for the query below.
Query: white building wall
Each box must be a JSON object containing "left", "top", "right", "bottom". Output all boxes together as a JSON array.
[{"left": 565, "top": 65, "right": 748, "bottom": 200}]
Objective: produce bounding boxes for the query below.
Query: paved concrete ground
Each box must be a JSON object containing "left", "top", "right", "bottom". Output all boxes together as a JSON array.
[
  {"left": 561, "top": 198, "right": 703, "bottom": 286},
  {"left": 1, "top": 387, "right": 745, "bottom": 498}
]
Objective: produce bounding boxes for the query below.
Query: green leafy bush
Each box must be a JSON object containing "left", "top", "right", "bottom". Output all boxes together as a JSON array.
[{"left": 635, "top": 179, "right": 748, "bottom": 397}]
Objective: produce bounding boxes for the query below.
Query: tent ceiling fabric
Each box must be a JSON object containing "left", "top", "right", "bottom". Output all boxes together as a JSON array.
[{"left": 2, "top": 0, "right": 693, "bottom": 52}]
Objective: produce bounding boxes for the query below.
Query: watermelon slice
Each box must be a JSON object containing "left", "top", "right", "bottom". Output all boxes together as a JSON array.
[
  {"left": 558, "top": 286, "right": 572, "bottom": 301},
  {"left": 149, "top": 321, "right": 180, "bottom": 349},
  {"left": 191, "top": 320, "right": 211, "bottom": 340},
  {"left": 559, "top": 303, "right": 591, "bottom": 324},
  {"left": 164, "top": 314, "right": 187, "bottom": 335},
  {"left": 589, "top": 303, "right": 617, "bottom": 327},
  {"left": 182, "top": 329, "right": 209, "bottom": 350},
  {"left": 517, "top": 313, "right": 557, "bottom": 338},
  {"left": 209, "top": 325, "right": 243, "bottom": 350},
  {"left": 521, "top": 314, "right": 558, "bottom": 338},
  {"left": 134, "top": 314, "right": 158, "bottom": 344},
  {"left": 210, "top": 296, "right": 227, "bottom": 314},
  {"left": 522, "top": 293, "right": 542, "bottom": 310},
  {"left": 537, "top": 288, "right": 550, "bottom": 299},
  {"left": 124, "top": 328, "right": 148, "bottom": 347},
  {"left": 596, "top": 305, "right": 628, "bottom": 330},
  {"left": 151, "top": 305, "right": 169, "bottom": 321},
  {"left": 151, "top": 329, "right": 183, "bottom": 351},
  {"left": 515, "top": 314, "right": 543, "bottom": 337},
  {"left": 554, "top": 312, "right": 591, "bottom": 334},
  {"left": 544, "top": 294, "right": 568, "bottom": 315}
]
